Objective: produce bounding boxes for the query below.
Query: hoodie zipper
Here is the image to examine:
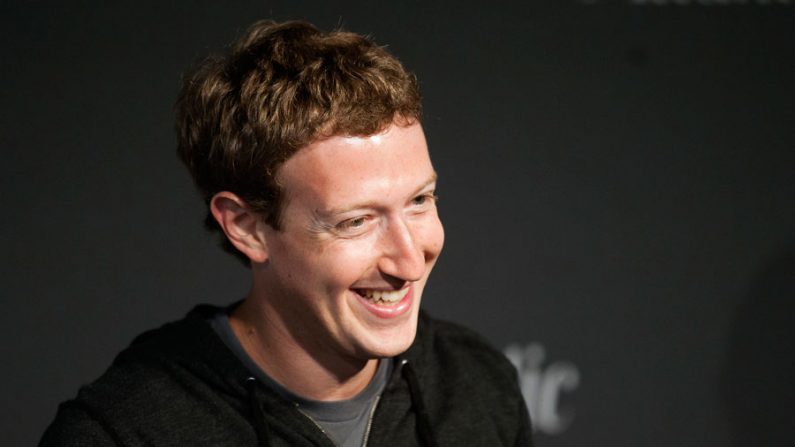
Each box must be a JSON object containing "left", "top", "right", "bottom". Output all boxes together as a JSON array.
[
  {"left": 361, "top": 394, "right": 381, "bottom": 447},
  {"left": 293, "top": 402, "right": 337, "bottom": 447},
  {"left": 295, "top": 403, "right": 338, "bottom": 446},
  {"left": 363, "top": 359, "right": 407, "bottom": 446},
  {"left": 288, "top": 359, "right": 406, "bottom": 447},
  {"left": 296, "top": 393, "right": 383, "bottom": 447}
]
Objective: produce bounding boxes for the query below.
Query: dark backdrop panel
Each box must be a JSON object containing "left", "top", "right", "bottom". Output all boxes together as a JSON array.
[{"left": 2, "top": 1, "right": 793, "bottom": 446}]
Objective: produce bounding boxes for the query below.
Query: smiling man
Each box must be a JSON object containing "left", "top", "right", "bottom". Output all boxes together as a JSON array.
[{"left": 41, "top": 20, "right": 532, "bottom": 446}]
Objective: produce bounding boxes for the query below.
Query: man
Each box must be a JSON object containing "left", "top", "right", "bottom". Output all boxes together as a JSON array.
[{"left": 41, "top": 20, "right": 532, "bottom": 446}]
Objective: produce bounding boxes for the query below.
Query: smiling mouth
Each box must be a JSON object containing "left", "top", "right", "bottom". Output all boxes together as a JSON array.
[{"left": 354, "top": 288, "right": 410, "bottom": 305}]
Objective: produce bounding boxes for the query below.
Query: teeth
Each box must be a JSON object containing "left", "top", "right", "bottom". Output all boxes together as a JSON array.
[{"left": 360, "top": 288, "right": 409, "bottom": 304}]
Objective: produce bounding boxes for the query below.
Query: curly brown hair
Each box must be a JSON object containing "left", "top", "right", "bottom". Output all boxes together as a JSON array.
[{"left": 175, "top": 20, "right": 422, "bottom": 265}]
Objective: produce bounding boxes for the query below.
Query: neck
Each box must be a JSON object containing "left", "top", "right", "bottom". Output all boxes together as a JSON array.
[{"left": 230, "top": 291, "right": 378, "bottom": 401}]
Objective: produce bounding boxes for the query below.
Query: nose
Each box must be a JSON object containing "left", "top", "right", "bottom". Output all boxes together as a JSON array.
[{"left": 377, "top": 217, "right": 426, "bottom": 283}]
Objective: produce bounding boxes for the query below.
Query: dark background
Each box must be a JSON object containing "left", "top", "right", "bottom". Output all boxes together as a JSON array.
[{"left": 2, "top": 1, "right": 793, "bottom": 446}]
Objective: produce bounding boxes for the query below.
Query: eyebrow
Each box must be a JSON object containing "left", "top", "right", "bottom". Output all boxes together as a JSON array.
[{"left": 321, "top": 172, "right": 438, "bottom": 217}]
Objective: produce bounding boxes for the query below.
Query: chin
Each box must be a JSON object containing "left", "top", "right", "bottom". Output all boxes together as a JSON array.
[{"left": 355, "top": 314, "right": 419, "bottom": 359}]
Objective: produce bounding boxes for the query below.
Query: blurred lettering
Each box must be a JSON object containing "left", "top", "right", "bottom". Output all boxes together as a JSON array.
[{"left": 504, "top": 343, "right": 580, "bottom": 435}]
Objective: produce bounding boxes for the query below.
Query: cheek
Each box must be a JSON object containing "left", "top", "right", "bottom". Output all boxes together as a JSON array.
[{"left": 312, "top": 240, "right": 381, "bottom": 289}]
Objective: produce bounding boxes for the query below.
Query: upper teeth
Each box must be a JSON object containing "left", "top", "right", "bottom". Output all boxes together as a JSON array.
[{"left": 362, "top": 288, "right": 409, "bottom": 303}]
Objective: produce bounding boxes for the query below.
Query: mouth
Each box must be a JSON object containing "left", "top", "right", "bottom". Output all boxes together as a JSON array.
[
  {"left": 354, "top": 287, "right": 410, "bottom": 305},
  {"left": 352, "top": 285, "right": 414, "bottom": 319}
]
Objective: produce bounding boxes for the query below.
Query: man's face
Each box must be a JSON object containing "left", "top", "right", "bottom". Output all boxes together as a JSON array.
[{"left": 257, "top": 122, "right": 444, "bottom": 361}]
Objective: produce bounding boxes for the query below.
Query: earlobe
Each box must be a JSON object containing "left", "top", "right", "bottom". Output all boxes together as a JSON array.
[{"left": 209, "top": 192, "right": 269, "bottom": 263}]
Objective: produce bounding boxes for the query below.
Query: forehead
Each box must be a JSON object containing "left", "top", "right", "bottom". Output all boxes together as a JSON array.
[{"left": 277, "top": 123, "right": 433, "bottom": 209}]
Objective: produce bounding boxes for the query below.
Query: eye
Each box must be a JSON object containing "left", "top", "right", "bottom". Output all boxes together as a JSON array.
[
  {"left": 340, "top": 216, "right": 367, "bottom": 229},
  {"left": 412, "top": 193, "right": 438, "bottom": 207},
  {"left": 333, "top": 215, "right": 373, "bottom": 236}
]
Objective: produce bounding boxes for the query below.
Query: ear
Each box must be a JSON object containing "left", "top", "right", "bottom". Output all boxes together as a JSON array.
[{"left": 209, "top": 192, "right": 269, "bottom": 264}]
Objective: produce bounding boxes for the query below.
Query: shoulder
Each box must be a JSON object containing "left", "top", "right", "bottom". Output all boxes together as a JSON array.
[
  {"left": 40, "top": 305, "right": 253, "bottom": 446},
  {"left": 404, "top": 312, "right": 533, "bottom": 446},
  {"left": 412, "top": 311, "right": 518, "bottom": 385},
  {"left": 39, "top": 404, "right": 118, "bottom": 446}
]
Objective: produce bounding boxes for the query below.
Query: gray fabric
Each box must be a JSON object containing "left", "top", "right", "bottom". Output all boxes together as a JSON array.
[{"left": 209, "top": 308, "right": 391, "bottom": 447}]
